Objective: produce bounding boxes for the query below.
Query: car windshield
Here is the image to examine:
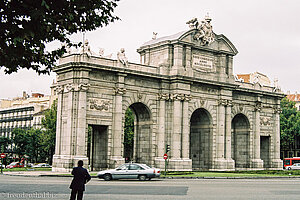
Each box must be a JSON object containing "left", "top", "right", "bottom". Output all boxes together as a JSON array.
[{"left": 9, "top": 162, "right": 17, "bottom": 165}]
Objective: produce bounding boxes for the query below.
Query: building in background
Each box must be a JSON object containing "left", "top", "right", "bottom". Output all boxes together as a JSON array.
[
  {"left": 0, "top": 91, "right": 56, "bottom": 143},
  {"left": 286, "top": 92, "right": 300, "bottom": 111},
  {"left": 236, "top": 72, "right": 272, "bottom": 87}
]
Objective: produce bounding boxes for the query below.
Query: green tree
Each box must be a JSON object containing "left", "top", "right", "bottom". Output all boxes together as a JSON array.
[
  {"left": 26, "top": 129, "right": 43, "bottom": 163},
  {"left": 41, "top": 101, "right": 57, "bottom": 164},
  {"left": 124, "top": 108, "right": 134, "bottom": 161},
  {"left": 12, "top": 128, "right": 28, "bottom": 158},
  {"left": 0, "top": 136, "right": 10, "bottom": 153},
  {"left": 0, "top": 0, "right": 119, "bottom": 74},
  {"left": 280, "top": 97, "right": 300, "bottom": 151}
]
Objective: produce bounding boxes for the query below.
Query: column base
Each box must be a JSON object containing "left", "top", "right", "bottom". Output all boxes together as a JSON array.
[
  {"left": 225, "top": 158, "right": 235, "bottom": 170},
  {"left": 213, "top": 158, "right": 228, "bottom": 170},
  {"left": 109, "top": 156, "right": 125, "bottom": 169},
  {"left": 271, "top": 159, "right": 283, "bottom": 169},
  {"left": 52, "top": 154, "right": 89, "bottom": 172},
  {"left": 251, "top": 159, "right": 264, "bottom": 169},
  {"left": 167, "top": 158, "right": 192, "bottom": 171}
]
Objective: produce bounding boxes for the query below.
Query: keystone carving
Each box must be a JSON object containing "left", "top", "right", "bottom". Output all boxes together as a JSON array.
[{"left": 90, "top": 99, "right": 110, "bottom": 111}]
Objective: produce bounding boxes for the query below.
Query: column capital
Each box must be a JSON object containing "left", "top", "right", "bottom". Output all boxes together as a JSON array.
[
  {"left": 157, "top": 93, "right": 170, "bottom": 101},
  {"left": 254, "top": 101, "right": 262, "bottom": 112},
  {"left": 114, "top": 87, "right": 126, "bottom": 95},
  {"left": 218, "top": 99, "right": 227, "bottom": 106},
  {"left": 273, "top": 106, "right": 282, "bottom": 114}
]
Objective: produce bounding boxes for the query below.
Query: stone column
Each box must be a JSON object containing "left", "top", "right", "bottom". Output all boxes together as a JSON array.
[
  {"left": 215, "top": 99, "right": 226, "bottom": 169},
  {"left": 54, "top": 86, "right": 64, "bottom": 156},
  {"left": 181, "top": 95, "right": 191, "bottom": 159},
  {"left": 157, "top": 94, "right": 167, "bottom": 157},
  {"left": 75, "top": 83, "right": 89, "bottom": 156},
  {"left": 252, "top": 101, "right": 263, "bottom": 169},
  {"left": 111, "top": 87, "right": 126, "bottom": 167},
  {"left": 172, "top": 96, "right": 182, "bottom": 159},
  {"left": 170, "top": 44, "right": 183, "bottom": 75},
  {"left": 272, "top": 103, "right": 283, "bottom": 168},
  {"left": 155, "top": 93, "right": 167, "bottom": 169},
  {"left": 225, "top": 100, "right": 234, "bottom": 169}
]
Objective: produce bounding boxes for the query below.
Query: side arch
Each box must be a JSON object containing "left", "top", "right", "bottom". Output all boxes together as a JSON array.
[
  {"left": 189, "top": 108, "right": 213, "bottom": 170},
  {"left": 231, "top": 113, "right": 251, "bottom": 169}
]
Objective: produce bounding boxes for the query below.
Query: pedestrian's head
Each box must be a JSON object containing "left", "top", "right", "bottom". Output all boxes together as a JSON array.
[{"left": 78, "top": 160, "right": 83, "bottom": 167}]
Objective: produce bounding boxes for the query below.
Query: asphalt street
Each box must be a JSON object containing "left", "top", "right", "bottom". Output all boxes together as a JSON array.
[{"left": 1, "top": 175, "right": 300, "bottom": 200}]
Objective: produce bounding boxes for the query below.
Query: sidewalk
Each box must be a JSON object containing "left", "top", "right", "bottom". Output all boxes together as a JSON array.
[{"left": 2, "top": 170, "right": 70, "bottom": 177}]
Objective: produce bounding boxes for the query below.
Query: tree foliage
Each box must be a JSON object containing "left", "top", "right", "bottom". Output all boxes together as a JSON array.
[
  {"left": 41, "top": 100, "right": 57, "bottom": 164},
  {"left": 124, "top": 108, "right": 134, "bottom": 161},
  {"left": 0, "top": 0, "right": 119, "bottom": 74},
  {"left": 0, "top": 136, "right": 10, "bottom": 153},
  {"left": 280, "top": 97, "right": 300, "bottom": 150}
]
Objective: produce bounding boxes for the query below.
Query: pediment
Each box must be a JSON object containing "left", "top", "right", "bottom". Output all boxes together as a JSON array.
[{"left": 178, "top": 30, "right": 238, "bottom": 55}]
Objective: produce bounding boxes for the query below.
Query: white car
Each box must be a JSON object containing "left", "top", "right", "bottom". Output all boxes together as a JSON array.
[
  {"left": 286, "top": 163, "right": 300, "bottom": 170},
  {"left": 32, "top": 163, "right": 52, "bottom": 168},
  {"left": 97, "top": 163, "right": 161, "bottom": 181}
]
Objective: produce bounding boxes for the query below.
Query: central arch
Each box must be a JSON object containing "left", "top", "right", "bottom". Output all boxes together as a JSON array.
[
  {"left": 124, "top": 102, "right": 152, "bottom": 166},
  {"left": 231, "top": 113, "right": 250, "bottom": 169},
  {"left": 190, "top": 108, "right": 212, "bottom": 170}
]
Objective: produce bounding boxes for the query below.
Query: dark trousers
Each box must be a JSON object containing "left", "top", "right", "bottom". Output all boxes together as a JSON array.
[{"left": 70, "top": 189, "right": 84, "bottom": 200}]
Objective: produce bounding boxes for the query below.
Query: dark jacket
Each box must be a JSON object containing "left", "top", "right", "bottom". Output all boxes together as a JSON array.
[{"left": 69, "top": 167, "right": 91, "bottom": 191}]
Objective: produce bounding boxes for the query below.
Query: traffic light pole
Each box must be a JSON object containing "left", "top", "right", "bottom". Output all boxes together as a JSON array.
[{"left": 1, "top": 158, "right": 2, "bottom": 174}]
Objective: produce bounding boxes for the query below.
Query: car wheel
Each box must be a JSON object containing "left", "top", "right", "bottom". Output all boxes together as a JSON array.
[
  {"left": 288, "top": 167, "right": 292, "bottom": 170},
  {"left": 103, "top": 174, "right": 112, "bottom": 181},
  {"left": 139, "top": 175, "right": 147, "bottom": 181}
]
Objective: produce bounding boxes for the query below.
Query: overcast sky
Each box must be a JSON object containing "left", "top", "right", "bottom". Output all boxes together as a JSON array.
[{"left": 1, "top": 0, "right": 299, "bottom": 99}]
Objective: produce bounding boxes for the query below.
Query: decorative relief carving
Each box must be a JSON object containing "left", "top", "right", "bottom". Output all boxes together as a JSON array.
[
  {"left": 157, "top": 93, "right": 192, "bottom": 101},
  {"left": 114, "top": 87, "right": 126, "bottom": 95},
  {"left": 89, "top": 99, "right": 110, "bottom": 111},
  {"left": 260, "top": 117, "right": 271, "bottom": 126}
]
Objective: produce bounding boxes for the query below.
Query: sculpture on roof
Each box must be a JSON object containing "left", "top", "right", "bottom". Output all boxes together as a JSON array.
[
  {"left": 187, "top": 14, "right": 215, "bottom": 46},
  {"left": 117, "top": 48, "right": 128, "bottom": 66},
  {"left": 80, "top": 39, "right": 92, "bottom": 57}
]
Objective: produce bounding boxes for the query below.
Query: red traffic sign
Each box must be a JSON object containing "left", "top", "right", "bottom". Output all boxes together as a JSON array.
[
  {"left": 163, "top": 153, "right": 168, "bottom": 160},
  {"left": 0, "top": 153, "right": 6, "bottom": 158}
]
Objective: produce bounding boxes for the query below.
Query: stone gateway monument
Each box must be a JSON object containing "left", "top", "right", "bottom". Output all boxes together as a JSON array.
[{"left": 52, "top": 16, "right": 283, "bottom": 172}]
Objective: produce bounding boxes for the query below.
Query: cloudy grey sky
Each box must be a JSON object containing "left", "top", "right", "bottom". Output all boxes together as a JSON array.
[{"left": 1, "top": 0, "right": 299, "bottom": 99}]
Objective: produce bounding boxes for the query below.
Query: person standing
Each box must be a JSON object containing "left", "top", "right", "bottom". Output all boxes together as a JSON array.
[{"left": 69, "top": 160, "right": 91, "bottom": 200}]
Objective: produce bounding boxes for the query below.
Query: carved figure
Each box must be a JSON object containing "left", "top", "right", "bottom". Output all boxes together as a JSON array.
[
  {"left": 99, "top": 48, "right": 104, "bottom": 57},
  {"left": 80, "top": 39, "right": 92, "bottom": 57},
  {"left": 117, "top": 48, "right": 128, "bottom": 66},
  {"left": 188, "top": 14, "right": 214, "bottom": 45},
  {"left": 152, "top": 32, "right": 158, "bottom": 40},
  {"left": 186, "top": 18, "right": 199, "bottom": 29}
]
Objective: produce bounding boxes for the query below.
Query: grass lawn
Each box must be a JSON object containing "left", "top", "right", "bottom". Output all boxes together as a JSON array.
[{"left": 1, "top": 167, "right": 52, "bottom": 172}]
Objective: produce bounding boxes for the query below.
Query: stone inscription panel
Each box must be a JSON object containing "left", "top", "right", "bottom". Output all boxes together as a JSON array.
[{"left": 192, "top": 54, "right": 215, "bottom": 72}]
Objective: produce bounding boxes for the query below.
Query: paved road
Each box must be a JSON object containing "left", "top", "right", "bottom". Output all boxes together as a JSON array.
[{"left": 1, "top": 175, "right": 300, "bottom": 199}]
